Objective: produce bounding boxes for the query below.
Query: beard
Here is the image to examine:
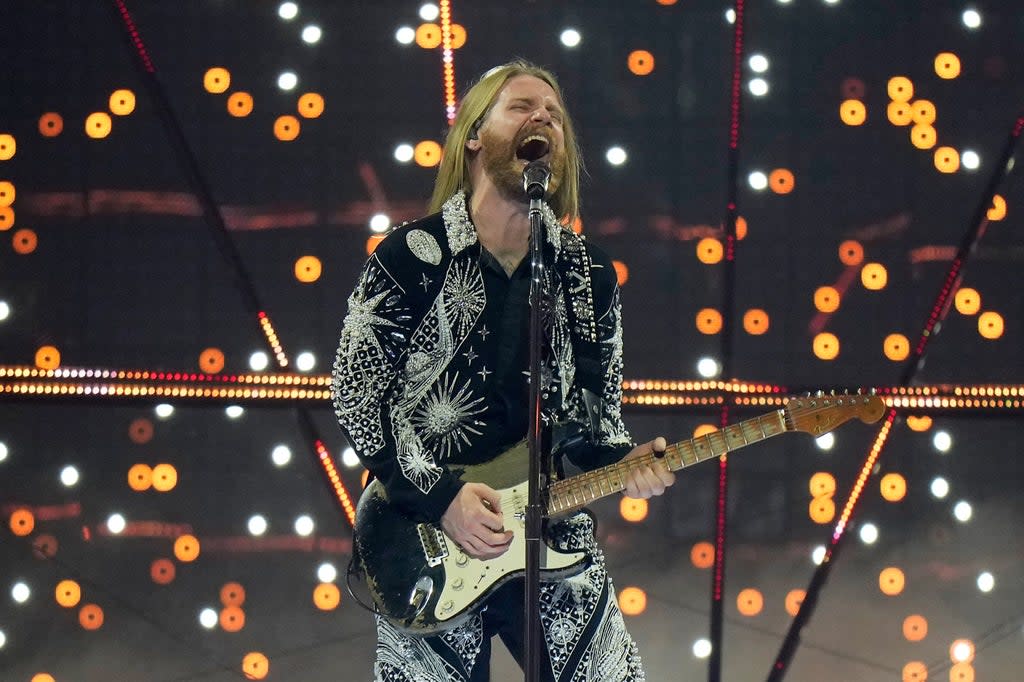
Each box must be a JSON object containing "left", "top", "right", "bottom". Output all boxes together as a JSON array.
[{"left": 477, "top": 126, "right": 565, "bottom": 203}]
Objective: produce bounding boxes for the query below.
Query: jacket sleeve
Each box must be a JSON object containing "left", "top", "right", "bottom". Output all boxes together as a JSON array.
[
  {"left": 562, "top": 244, "right": 635, "bottom": 472},
  {"left": 331, "top": 246, "right": 463, "bottom": 523}
]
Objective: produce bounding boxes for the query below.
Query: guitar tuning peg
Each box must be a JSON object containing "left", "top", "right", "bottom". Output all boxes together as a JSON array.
[
  {"left": 815, "top": 390, "right": 824, "bottom": 397},
  {"left": 856, "top": 388, "right": 863, "bottom": 395},
  {"left": 830, "top": 389, "right": 836, "bottom": 396}
]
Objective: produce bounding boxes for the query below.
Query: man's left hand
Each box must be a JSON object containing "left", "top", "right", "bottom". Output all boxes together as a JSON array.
[{"left": 621, "top": 437, "right": 675, "bottom": 499}]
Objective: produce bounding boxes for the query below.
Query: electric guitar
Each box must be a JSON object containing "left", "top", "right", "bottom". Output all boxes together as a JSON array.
[{"left": 353, "top": 393, "right": 885, "bottom": 634}]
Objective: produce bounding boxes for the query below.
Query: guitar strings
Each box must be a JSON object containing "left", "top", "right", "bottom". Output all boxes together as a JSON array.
[{"left": 494, "top": 400, "right": 871, "bottom": 517}]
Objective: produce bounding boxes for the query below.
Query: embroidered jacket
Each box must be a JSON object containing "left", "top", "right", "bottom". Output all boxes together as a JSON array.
[{"left": 331, "top": 191, "right": 633, "bottom": 522}]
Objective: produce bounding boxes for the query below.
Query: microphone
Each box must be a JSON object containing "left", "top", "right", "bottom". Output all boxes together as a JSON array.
[{"left": 522, "top": 160, "right": 551, "bottom": 200}]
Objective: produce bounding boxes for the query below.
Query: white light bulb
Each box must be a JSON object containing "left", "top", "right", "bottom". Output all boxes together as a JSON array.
[
  {"left": 60, "top": 465, "right": 80, "bottom": 487},
  {"left": 155, "top": 403, "right": 174, "bottom": 418},
  {"left": 278, "top": 2, "right": 298, "bottom": 21},
  {"left": 606, "top": 146, "right": 627, "bottom": 166},
  {"left": 560, "top": 29, "right": 582, "bottom": 48},
  {"left": 748, "top": 78, "right": 769, "bottom": 97},
  {"left": 199, "top": 607, "right": 218, "bottom": 629},
  {"left": 0, "top": 301, "right": 10, "bottom": 321},
  {"left": 277, "top": 72, "right": 298, "bottom": 91},
  {"left": 977, "top": 571, "right": 994, "bottom": 593},
  {"left": 296, "top": 352, "right": 316, "bottom": 372},
  {"left": 419, "top": 3, "right": 440, "bottom": 21},
  {"left": 394, "top": 143, "right": 415, "bottom": 162},
  {"left": 692, "top": 638, "right": 712, "bottom": 658},
  {"left": 225, "top": 405, "right": 244, "bottom": 419},
  {"left": 696, "top": 357, "right": 720, "bottom": 378},
  {"left": 272, "top": 444, "right": 293, "bottom": 467},
  {"left": 953, "top": 500, "right": 972, "bottom": 522},
  {"left": 725, "top": 9, "right": 736, "bottom": 24},
  {"left": 395, "top": 26, "right": 416, "bottom": 45},
  {"left": 858, "top": 522, "right": 878, "bottom": 544},
  {"left": 107, "top": 513, "right": 126, "bottom": 534},
  {"left": 961, "top": 150, "right": 980, "bottom": 170},
  {"left": 933, "top": 430, "right": 952, "bottom": 452},
  {"left": 811, "top": 545, "right": 826, "bottom": 565},
  {"left": 748, "top": 171, "right": 768, "bottom": 190},
  {"left": 930, "top": 476, "right": 949, "bottom": 498},
  {"left": 248, "top": 515, "right": 268, "bottom": 536},
  {"left": 11, "top": 582, "right": 30, "bottom": 604},
  {"left": 748, "top": 54, "right": 769, "bottom": 73},
  {"left": 318, "top": 562, "right": 338, "bottom": 583},
  {"left": 962, "top": 9, "right": 981, "bottom": 29},
  {"left": 0, "top": 628, "right": 6, "bottom": 648},
  {"left": 249, "top": 351, "right": 269, "bottom": 371},
  {"left": 294, "top": 515, "right": 315, "bottom": 537},
  {"left": 369, "top": 214, "right": 391, "bottom": 233},
  {"left": 0, "top": 442, "right": 7, "bottom": 462},
  {"left": 951, "top": 640, "right": 972, "bottom": 662},
  {"left": 301, "top": 25, "right": 322, "bottom": 44}
]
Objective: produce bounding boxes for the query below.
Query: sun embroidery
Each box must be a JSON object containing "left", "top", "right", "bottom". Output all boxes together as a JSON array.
[
  {"left": 442, "top": 259, "right": 486, "bottom": 340},
  {"left": 412, "top": 372, "right": 486, "bottom": 460}
]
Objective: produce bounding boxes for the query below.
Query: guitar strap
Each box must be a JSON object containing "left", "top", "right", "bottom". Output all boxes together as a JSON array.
[{"left": 556, "top": 232, "right": 603, "bottom": 441}]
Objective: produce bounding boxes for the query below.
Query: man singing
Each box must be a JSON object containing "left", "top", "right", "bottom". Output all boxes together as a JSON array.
[{"left": 332, "top": 60, "right": 674, "bottom": 682}]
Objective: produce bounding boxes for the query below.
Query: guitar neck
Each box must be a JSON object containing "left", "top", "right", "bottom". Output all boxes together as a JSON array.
[{"left": 546, "top": 409, "right": 789, "bottom": 516}]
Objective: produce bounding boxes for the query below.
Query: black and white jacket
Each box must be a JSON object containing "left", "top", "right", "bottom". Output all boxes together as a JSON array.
[{"left": 331, "top": 191, "right": 633, "bottom": 522}]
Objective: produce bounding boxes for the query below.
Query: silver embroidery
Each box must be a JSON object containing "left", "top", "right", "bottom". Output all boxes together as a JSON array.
[
  {"left": 540, "top": 556, "right": 606, "bottom": 680},
  {"left": 598, "top": 289, "right": 631, "bottom": 447},
  {"left": 390, "top": 255, "right": 487, "bottom": 493},
  {"left": 375, "top": 615, "right": 465, "bottom": 682},
  {"left": 411, "top": 371, "right": 486, "bottom": 460},
  {"left": 440, "top": 613, "right": 484, "bottom": 677},
  {"left": 442, "top": 192, "right": 477, "bottom": 255},
  {"left": 573, "top": 596, "right": 645, "bottom": 682},
  {"left": 442, "top": 189, "right": 566, "bottom": 257},
  {"left": 444, "top": 258, "right": 487, "bottom": 340},
  {"left": 332, "top": 256, "right": 409, "bottom": 457},
  {"left": 549, "top": 616, "right": 579, "bottom": 646},
  {"left": 407, "top": 228, "right": 443, "bottom": 265}
]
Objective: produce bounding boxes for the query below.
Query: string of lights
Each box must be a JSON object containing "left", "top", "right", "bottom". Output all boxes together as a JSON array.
[
  {"left": 711, "top": 1, "right": 748, "bottom": 675},
  {"left": 4, "top": 366, "right": 1021, "bottom": 413}
]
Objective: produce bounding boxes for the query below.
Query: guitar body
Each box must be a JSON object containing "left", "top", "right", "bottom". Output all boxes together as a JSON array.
[
  {"left": 353, "top": 394, "right": 886, "bottom": 635},
  {"left": 354, "top": 440, "right": 590, "bottom": 635}
]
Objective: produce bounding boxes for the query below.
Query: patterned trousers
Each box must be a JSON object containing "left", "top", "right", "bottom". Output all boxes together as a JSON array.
[{"left": 372, "top": 513, "right": 646, "bottom": 682}]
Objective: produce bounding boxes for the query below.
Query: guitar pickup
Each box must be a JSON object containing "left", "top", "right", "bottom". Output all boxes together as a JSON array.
[{"left": 416, "top": 523, "right": 449, "bottom": 567}]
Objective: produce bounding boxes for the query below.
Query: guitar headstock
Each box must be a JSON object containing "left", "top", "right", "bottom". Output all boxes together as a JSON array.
[{"left": 784, "top": 392, "right": 886, "bottom": 436}]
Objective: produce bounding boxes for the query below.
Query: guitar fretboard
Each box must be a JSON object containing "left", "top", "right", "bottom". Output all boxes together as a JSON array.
[{"left": 545, "top": 410, "right": 788, "bottom": 515}]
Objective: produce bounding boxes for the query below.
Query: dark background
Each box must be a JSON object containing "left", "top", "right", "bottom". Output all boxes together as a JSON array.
[{"left": 1, "top": 1, "right": 1022, "bottom": 680}]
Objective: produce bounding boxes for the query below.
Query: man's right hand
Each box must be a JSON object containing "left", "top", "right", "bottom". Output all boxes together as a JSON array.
[{"left": 440, "top": 482, "right": 514, "bottom": 560}]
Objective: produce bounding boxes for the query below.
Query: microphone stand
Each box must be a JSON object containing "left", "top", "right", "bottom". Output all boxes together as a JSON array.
[{"left": 523, "top": 160, "right": 551, "bottom": 682}]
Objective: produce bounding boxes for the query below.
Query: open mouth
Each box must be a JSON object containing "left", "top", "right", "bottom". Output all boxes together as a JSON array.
[{"left": 515, "top": 134, "right": 550, "bottom": 163}]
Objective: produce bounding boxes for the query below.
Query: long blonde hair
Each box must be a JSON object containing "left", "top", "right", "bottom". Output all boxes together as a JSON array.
[{"left": 428, "top": 60, "right": 582, "bottom": 222}]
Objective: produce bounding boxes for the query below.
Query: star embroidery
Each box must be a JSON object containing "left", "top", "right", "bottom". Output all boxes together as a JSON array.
[
  {"left": 341, "top": 288, "right": 401, "bottom": 355},
  {"left": 478, "top": 325, "right": 491, "bottom": 340},
  {"left": 420, "top": 273, "right": 432, "bottom": 291},
  {"left": 477, "top": 366, "right": 492, "bottom": 381},
  {"left": 463, "top": 346, "right": 478, "bottom": 365}
]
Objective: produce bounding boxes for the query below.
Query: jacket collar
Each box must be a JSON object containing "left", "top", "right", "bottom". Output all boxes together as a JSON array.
[{"left": 441, "top": 190, "right": 566, "bottom": 258}]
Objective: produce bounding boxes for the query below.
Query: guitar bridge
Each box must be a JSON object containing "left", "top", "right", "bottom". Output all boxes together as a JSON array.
[{"left": 416, "top": 523, "right": 449, "bottom": 567}]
